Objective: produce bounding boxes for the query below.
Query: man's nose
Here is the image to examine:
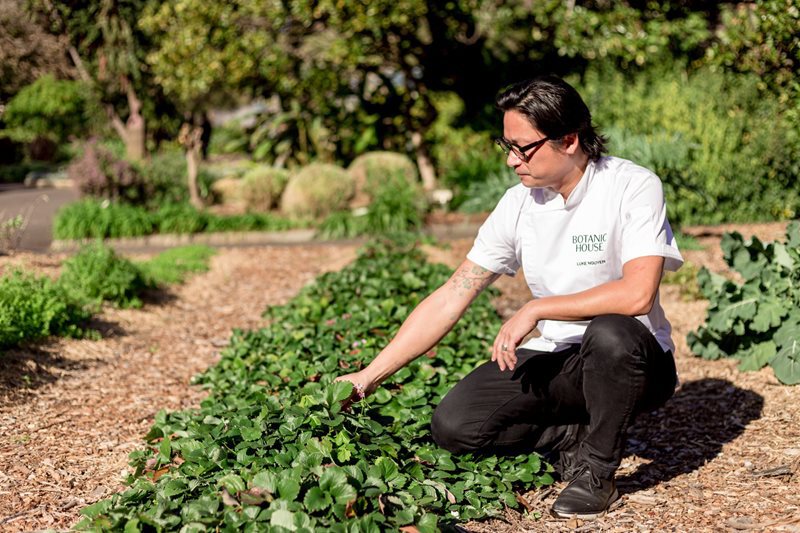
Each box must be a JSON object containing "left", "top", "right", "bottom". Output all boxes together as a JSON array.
[{"left": 506, "top": 150, "right": 522, "bottom": 167}]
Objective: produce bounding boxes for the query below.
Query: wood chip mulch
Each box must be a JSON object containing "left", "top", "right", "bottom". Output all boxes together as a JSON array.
[
  {"left": 2, "top": 222, "right": 799, "bottom": 532},
  {"left": 0, "top": 243, "right": 358, "bottom": 532}
]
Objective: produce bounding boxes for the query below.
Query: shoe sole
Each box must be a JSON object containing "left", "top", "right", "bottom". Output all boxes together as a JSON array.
[{"left": 550, "top": 489, "right": 620, "bottom": 520}]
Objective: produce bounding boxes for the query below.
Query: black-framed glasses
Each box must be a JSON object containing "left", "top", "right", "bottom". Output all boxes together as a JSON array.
[{"left": 494, "top": 136, "right": 550, "bottom": 162}]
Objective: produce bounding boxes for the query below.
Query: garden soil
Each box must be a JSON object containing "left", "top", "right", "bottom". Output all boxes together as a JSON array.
[{"left": 1, "top": 222, "right": 799, "bottom": 532}]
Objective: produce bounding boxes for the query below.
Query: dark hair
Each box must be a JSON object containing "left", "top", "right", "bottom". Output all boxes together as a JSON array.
[{"left": 495, "top": 75, "right": 607, "bottom": 160}]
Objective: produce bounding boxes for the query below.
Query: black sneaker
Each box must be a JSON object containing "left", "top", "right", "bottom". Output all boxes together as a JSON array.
[{"left": 550, "top": 466, "right": 619, "bottom": 519}]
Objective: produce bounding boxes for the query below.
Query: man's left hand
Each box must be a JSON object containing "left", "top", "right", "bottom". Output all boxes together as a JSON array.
[{"left": 492, "top": 303, "right": 539, "bottom": 371}]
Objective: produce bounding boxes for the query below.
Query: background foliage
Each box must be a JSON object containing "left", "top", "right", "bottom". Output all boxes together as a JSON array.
[{"left": 1, "top": 0, "right": 798, "bottom": 226}]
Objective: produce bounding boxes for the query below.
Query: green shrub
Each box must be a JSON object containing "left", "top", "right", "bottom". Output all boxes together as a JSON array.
[
  {"left": 457, "top": 166, "right": 518, "bottom": 214},
  {"left": 78, "top": 241, "right": 552, "bottom": 530},
  {"left": 207, "top": 122, "right": 249, "bottom": 155},
  {"left": 347, "top": 151, "right": 418, "bottom": 208},
  {"left": 58, "top": 242, "right": 153, "bottom": 309},
  {"left": 53, "top": 199, "right": 154, "bottom": 240},
  {"left": 0, "top": 270, "right": 91, "bottom": 348},
  {"left": 0, "top": 243, "right": 214, "bottom": 352},
  {"left": 239, "top": 166, "right": 290, "bottom": 212},
  {"left": 579, "top": 66, "right": 799, "bottom": 225},
  {"left": 281, "top": 163, "right": 355, "bottom": 218},
  {"left": 151, "top": 203, "right": 208, "bottom": 234},
  {"left": 139, "top": 245, "right": 217, "bottom": 285},
  {"left": 662, "top": 261, "right": 702, "bottom": 301},
  {"left": 3, "top": 75, "right": 91, "bottom": 143},
  {"left": 319, "top": 170, "right": 427, "bottom": 239},
  {"left": 688, "top": 222, "right": 800, "bottom": 384},
  {"left": 140, "top": 150, "right": 216, "bottom": 207}
]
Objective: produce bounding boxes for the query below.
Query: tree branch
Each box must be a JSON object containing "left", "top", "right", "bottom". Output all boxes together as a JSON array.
[{"left": 67, "top": 46, "right": 93, "bottom": 84}]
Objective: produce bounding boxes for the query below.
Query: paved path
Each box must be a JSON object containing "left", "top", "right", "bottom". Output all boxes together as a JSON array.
[{"left": 0, "top": 185, "right": 79, "bottom": 252}]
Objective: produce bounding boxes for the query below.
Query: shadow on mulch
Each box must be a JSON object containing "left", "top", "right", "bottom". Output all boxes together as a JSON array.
[
  {"left": 619, "top": 378, "right": 764, "bottom": 493},
  {"left": 0, "top": 317, "right": 127, "bottom": 402},
  {"left": 140, "top": 287, "right": 179, "bottom": 306},
  {"left": 0, "top": 346, "right": 102, "bottom": 402}
]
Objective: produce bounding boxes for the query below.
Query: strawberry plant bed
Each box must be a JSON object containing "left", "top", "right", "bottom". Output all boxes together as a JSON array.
[{"left": 78, "top": 241, "right": 553, "bottom": 531}]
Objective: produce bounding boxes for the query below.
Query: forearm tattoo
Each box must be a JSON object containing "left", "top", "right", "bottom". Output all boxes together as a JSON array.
[{"left": 449, "top": 263, "right": 499, "bottom": 298}]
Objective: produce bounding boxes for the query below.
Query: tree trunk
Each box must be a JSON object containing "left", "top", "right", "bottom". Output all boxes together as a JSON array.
[
  {"left": 411, "top": 131, "right": 437, "bottom": 191},
  {"left": 69, "top": 46, "right": 147, "bottom": 162},
  {"left": 107, "top": 86, "right": 146, "bottom": 162},
  {"left": 179, "top": 123, "right": 204, "bottom": 209}
]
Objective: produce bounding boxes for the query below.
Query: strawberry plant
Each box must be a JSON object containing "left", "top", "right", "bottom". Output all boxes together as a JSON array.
[
  {"left": 688, "top": 222, "right": 800, "bottom": 384},
  {"left": 78, "top": 240, "right": 554, "bottom": 531}
]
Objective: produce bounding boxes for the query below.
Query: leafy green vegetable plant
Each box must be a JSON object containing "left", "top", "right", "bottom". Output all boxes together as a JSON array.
[
  {"left": 77, "top": 240, "right": 553, "bottom": 531},
  {"left": 688, "top": 222, "right": 800, "bottom": 384},
  {"left": 58, "top": 242, "right": 154, "bottom": 309},
  {"left": 0, "top": 270, "right": 92, "bottom": 348},
  {"left": 0, "top": 243, "right": 215, "bottom": 353}
]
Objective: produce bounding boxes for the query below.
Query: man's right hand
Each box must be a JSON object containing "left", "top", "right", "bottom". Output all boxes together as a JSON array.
[{"left": 334, "top": 370, "right": 378, "bottom": 410}]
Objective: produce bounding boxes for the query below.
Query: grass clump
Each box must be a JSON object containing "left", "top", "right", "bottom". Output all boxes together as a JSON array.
[
  {"left": 53, "top": 199, "right": 306, "bottom": 240},
  {"left": 318, "top": 171, "right": 427, "bottom": 239},
  {"left": 139, "top": 245, "right": 216, "bottom": 285}
]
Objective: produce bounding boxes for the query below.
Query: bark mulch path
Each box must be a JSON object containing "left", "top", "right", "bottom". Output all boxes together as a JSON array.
[
  {"left": 0, "top": 243, "right": 358, "bottom": 531},
  {"left": 1, "top": 222, "right": 799, "bottom": 532}
]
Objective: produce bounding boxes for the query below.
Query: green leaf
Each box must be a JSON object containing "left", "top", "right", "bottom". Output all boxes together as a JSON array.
[
  {"left": 240, "top": 426, "right": 262, "bottom": 441},
  {"left": 218, "top": 474, "right": 246, "bottom": 494},
  {"left": 774, "top": 316, "right": 800, "bottom": 347},
  {"left": 303, "top": 486, "right": 332, "bottom": 512},
  {"left": 251, "top": 471, "right": 278, "bottom": 493},
  {"left": 373, "top": 457, "right": 399, "bottom": 481},
  {"left": 772, "top": 243, "right": 795, "bottom": 270},
  {"left": 417, "top": 512, "right": 439, "bottom": 533},
  {"left": 329, "top": 482, "right": 357, "bottom": 506},
  {"left": 160, "top": 479, "right": 188, "bottom": 498},
  {"left": 336, "top": 447, "right": 352, "bottom": 463},
  {"left": 277, "top": 478, "right": 301, "bottom": 501},
  {"left": 158, "top": 436, "right": 172, "bottom": 464},
  {"left": 270, "top": 509, "right": 297, "bottom": 531},
  {"left": 123, "top": 519, "right": 141, "bottom": 533},
  {"left": 772, "top": 340, "right": 800, "bottom": 385},
  {"left": 738, "top": 341, "right": 777, "bottom": 372},
  {"left": 752, "top": 299, "right": 787, "bottom": 333},
  {"left": 319, "top": 467, "right": 348, "bottom": 492},
  {"left": 80, "top": 499, "right": 112, "bottom": 518},
  {"left": 786, "top": 221, "right": 800, "bottom": 248},
  {"left": 327, "top": 381, "right": 353, "bottom": 405}
]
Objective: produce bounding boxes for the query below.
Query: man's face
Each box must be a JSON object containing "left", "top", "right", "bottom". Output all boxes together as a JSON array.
[{"left": 502, "top": 110, "right": 575, "bottom": 192}]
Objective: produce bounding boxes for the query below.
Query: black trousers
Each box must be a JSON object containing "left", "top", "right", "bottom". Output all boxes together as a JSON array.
[{"left": 431, "top": 314, "right": 677, "bottom": 478}]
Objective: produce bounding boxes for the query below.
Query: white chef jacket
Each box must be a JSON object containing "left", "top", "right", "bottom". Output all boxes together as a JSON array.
[{"left": 467, "top": 156, "right": 684, "bottom": 353}]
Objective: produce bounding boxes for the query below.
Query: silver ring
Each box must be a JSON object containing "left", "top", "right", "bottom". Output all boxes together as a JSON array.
[{"left": 501, "top": 344, "right": 508, "bottom": 351}]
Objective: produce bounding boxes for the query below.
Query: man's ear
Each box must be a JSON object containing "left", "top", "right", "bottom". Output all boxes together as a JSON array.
[{"left": 562, "top": 133, "right": 580, "bottom": 154}]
